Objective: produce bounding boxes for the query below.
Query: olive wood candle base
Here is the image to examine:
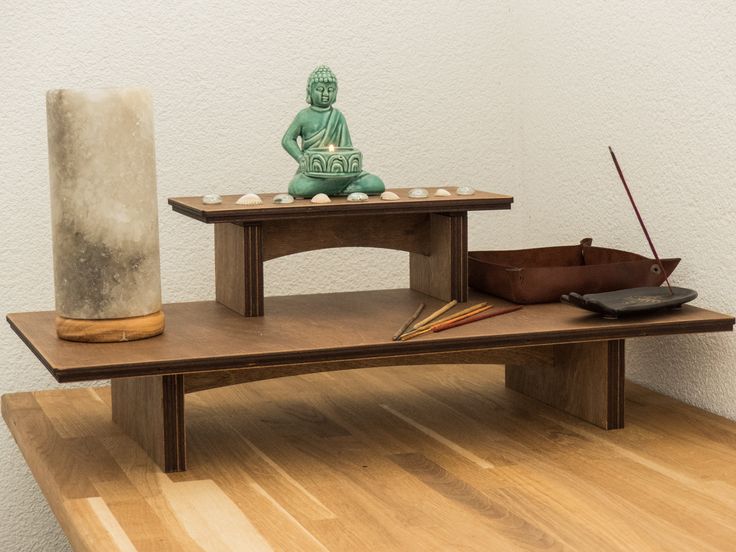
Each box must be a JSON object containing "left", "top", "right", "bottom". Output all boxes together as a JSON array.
[{"left": 56, "top": 311, "right": 165, "bottom": 343}]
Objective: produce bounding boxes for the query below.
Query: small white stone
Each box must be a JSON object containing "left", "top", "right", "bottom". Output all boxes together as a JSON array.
[
  {"left": 347, "top": 192, "right": 369, "bottom": 202},
  {"left": 236, "top": 193, "right": 263, "bottom": 205},
  {"left": 273, "top": 193, "right": 294, "bottom": 204},
  {"left": 456, "top": 186, "right": 476, "bottom": 196},
  {"left": 202, "top": 194, "right": 222, "bottom": 205},
  {"left": 311, "top": 193, "right": 331, "bottom": 204},
  {"left": 408, "top": 188, "right": 429, "bottom": 199},
  {"left": 434, "top": 188, "right": 452, "bottom": 196},
  {"left": 380, "top": 191, "right": 400, "bottom": 201}
]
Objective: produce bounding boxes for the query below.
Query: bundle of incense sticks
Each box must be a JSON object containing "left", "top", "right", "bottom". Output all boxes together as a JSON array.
[
  {"left": 398, "top": 304, "right": 522, "bottom": 341},
  {"left": 398, "top": 302, "right": 493, "bottom": 341},
  {"left": 394, "top": 300, "right": 467, "bottom": 341}
]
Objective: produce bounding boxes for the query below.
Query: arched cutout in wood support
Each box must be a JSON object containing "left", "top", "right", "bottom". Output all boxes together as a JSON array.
[
  {"left": 184, "top": 346, "right": 554, "bottom": 394},
  {"left": 262, "top": 213, "right": 432, "bottom": 260}
]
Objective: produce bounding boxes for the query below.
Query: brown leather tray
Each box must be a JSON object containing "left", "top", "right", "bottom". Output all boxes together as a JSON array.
[{"left": 468, "top": 239, "right": 680, "bottom": 304}]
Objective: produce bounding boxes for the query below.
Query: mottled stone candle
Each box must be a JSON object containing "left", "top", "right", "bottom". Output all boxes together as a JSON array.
[{"left": 46, "top": 88, "right": 164, "bottom": 341}]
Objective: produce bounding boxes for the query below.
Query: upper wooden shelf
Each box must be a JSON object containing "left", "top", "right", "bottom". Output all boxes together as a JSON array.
[
  {"left": 168, "top": 188, "right": 513, "bottom": 223},
  {"left": 7, "top": 288, "right": 733, "bottom": 383}
]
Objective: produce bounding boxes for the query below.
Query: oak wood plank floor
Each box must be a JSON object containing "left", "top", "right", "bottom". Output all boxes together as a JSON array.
[{"left": 4, "top": 364, "right": 736, "bottom": 551}]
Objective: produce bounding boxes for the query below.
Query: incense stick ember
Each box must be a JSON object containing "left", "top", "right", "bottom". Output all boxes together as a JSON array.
[
  {"left": 392, "top": 303, "right": 425, "bottom": 341},
  {"left": 608, "top": 147, "right": 673, "bottom": 295},
  {"left": 413, "top": 300, "right": 458, "bottom": 329},
  {"left": 432, "top": 305, "right": 523, "bottom": 332},
  {"left": 415, "top": 302, "right": 489, "bottom": 330}
]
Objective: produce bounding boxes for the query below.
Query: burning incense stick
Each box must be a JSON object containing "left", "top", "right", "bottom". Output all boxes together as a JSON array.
[
  {"left": 608, "top": 147, "right": 673, "bottom": 295},
  {"left": 413, "top": 300, "right": 458, "bottom": 329},
  {"left": 432, "top": 305, "right": 523, "bottom": 332},
  {"left": 392, "top": 303, "right": 425, "bottom": 341}
]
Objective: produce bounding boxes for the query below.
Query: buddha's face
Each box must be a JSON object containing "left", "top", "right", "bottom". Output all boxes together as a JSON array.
[{"left": 310, "top": 81, "right": 337, "bottom": 108}]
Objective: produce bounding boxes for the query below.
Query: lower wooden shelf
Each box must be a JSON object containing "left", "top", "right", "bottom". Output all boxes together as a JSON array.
[
  {"left": 5, "top": 367, "right": 736, "bottom": 551},
  {"left": 7, "top": 288, "right": 732, "bottom": 383},
  {"left": 5, "top": 288, "right": 734, "bottom": 473}
]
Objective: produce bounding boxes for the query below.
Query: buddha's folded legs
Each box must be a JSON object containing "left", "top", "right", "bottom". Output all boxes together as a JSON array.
[
  {"left": 340, "top": 172, "right": 385, "bottom": 196},
  {"left": 288, "top": 174, "right": 351, "bottom": 198}
]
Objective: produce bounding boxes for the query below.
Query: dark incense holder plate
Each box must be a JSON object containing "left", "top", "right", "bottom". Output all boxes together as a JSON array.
[{"left": 561, "top": 286, "right": 698, "bottom": 319}]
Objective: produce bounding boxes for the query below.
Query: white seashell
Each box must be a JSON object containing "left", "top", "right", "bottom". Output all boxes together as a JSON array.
[
  {"left": 380, "top": 191, "right": 400, "bottom": 201},
  {"left": 408, "top": 188, "right": 429, "bottom": 199},
  {"left": 236, "top": 193, "right": 263, "bottom": 205},
  {"left": 273, "top": 193, "right": 294, "bottom": 204},
  {"left": 311, "top": 193, "right": 331, "bottom": 204},
  {"left": 434, "top": 188, "right": 452, "bottom": 197},
  {"left": 202, "top": 194, "right": 222, "bottom": 205},
  {"left": 456, "top": 186, "right": 476, "bottom": 196},
  {"left": 347, "top": 192, "right": 369, "bottom": 202}
]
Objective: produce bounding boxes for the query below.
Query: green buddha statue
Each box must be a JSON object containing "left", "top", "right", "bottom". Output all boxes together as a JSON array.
[{"left": 282, "top": 66, "right": 385, "bottom": 198}]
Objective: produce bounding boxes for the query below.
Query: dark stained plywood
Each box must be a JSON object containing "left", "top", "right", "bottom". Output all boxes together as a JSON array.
[
  {"left": 111, "top": 374, "right": 186, "bottom": 472},
  {"left": 409, "top": 213, "right": 468, "bottom": 302},
  {"left": 168, "top": 188, "right": 513, "bottom": 223},
  {"left": 7, "top": 288, "right": 733, "bottom": 383},
  {"left": 506, "top": 340, "right": 625, "bottom": 429}
]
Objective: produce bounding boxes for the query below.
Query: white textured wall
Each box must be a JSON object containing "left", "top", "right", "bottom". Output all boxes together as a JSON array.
[
  {"left": 509, "top": 1, "right": 736, "bottom": 416},
  {"left": 1, "top": 1, "right": 734, "bottom": 550}
]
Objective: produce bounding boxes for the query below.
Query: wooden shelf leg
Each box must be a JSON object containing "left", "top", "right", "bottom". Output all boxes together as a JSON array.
[
  {"left": 111, "top": 375, "right": 186, "bottom": 472},
  {"left": 409, "top": 212, "right": 468, "bottom": 302},
  {"left": 505, "top": 340, "right": 625, "bottom": 429},
  {"left": 215, "top": 222, "right": 264, "bottom": 316}
]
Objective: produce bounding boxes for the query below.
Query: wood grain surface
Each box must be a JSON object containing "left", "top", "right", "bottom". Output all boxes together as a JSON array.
[
  {"left": 5, "top": 366, "right": 736, "bottom": 551},
  {"left": 168, "top": 188, "right": 513, "bottom": 223},
  {"left": 6, "top": 289, "right": 733, "bottom": 382},
  {"left": 215, "top": 223, "right": 264, "bottom": 316},
  {"left": 111, "top": 375, "right": 186, "bottom": 472},
  {"left": 506, "top": 340, "right": 625, "bottom": 429},
  {"left": 409, "top": 213, "right": 468, "bottom": 302}
]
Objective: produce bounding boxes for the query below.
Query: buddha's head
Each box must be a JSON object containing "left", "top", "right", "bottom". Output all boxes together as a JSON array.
[{"left": 306, "top": 65, "right": 338, "bottom": 108}]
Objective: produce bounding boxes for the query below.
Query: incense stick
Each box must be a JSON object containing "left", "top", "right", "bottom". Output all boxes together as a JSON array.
[
  {"left": 413, "top": 300, "right": 458, "bottom": 329},
  {"left": 432, "top": 305, "right": 523, "bottom": 332},
  {"left": 415, "top": 302, "right": 489, "bottom": 331},
  {"left": 608, "top": 147, "right": 673, "bottom": 295},
  {"left": 392, "top": 303, "right": 425, "bottom": 341}
]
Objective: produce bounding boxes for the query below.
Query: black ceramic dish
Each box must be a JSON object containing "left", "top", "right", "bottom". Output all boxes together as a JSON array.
[{"left": 561, "top": 286, "right": 698, "bottom": 319}]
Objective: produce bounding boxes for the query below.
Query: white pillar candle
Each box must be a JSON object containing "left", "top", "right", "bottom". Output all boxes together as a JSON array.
[{"left": 46, "top": 88, "right": 162, "bottom": 320}]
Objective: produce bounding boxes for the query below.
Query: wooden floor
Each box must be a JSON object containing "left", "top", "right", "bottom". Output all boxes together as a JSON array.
[{"left": 5, "top": 364, "right": 736, "bottom": 551}]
